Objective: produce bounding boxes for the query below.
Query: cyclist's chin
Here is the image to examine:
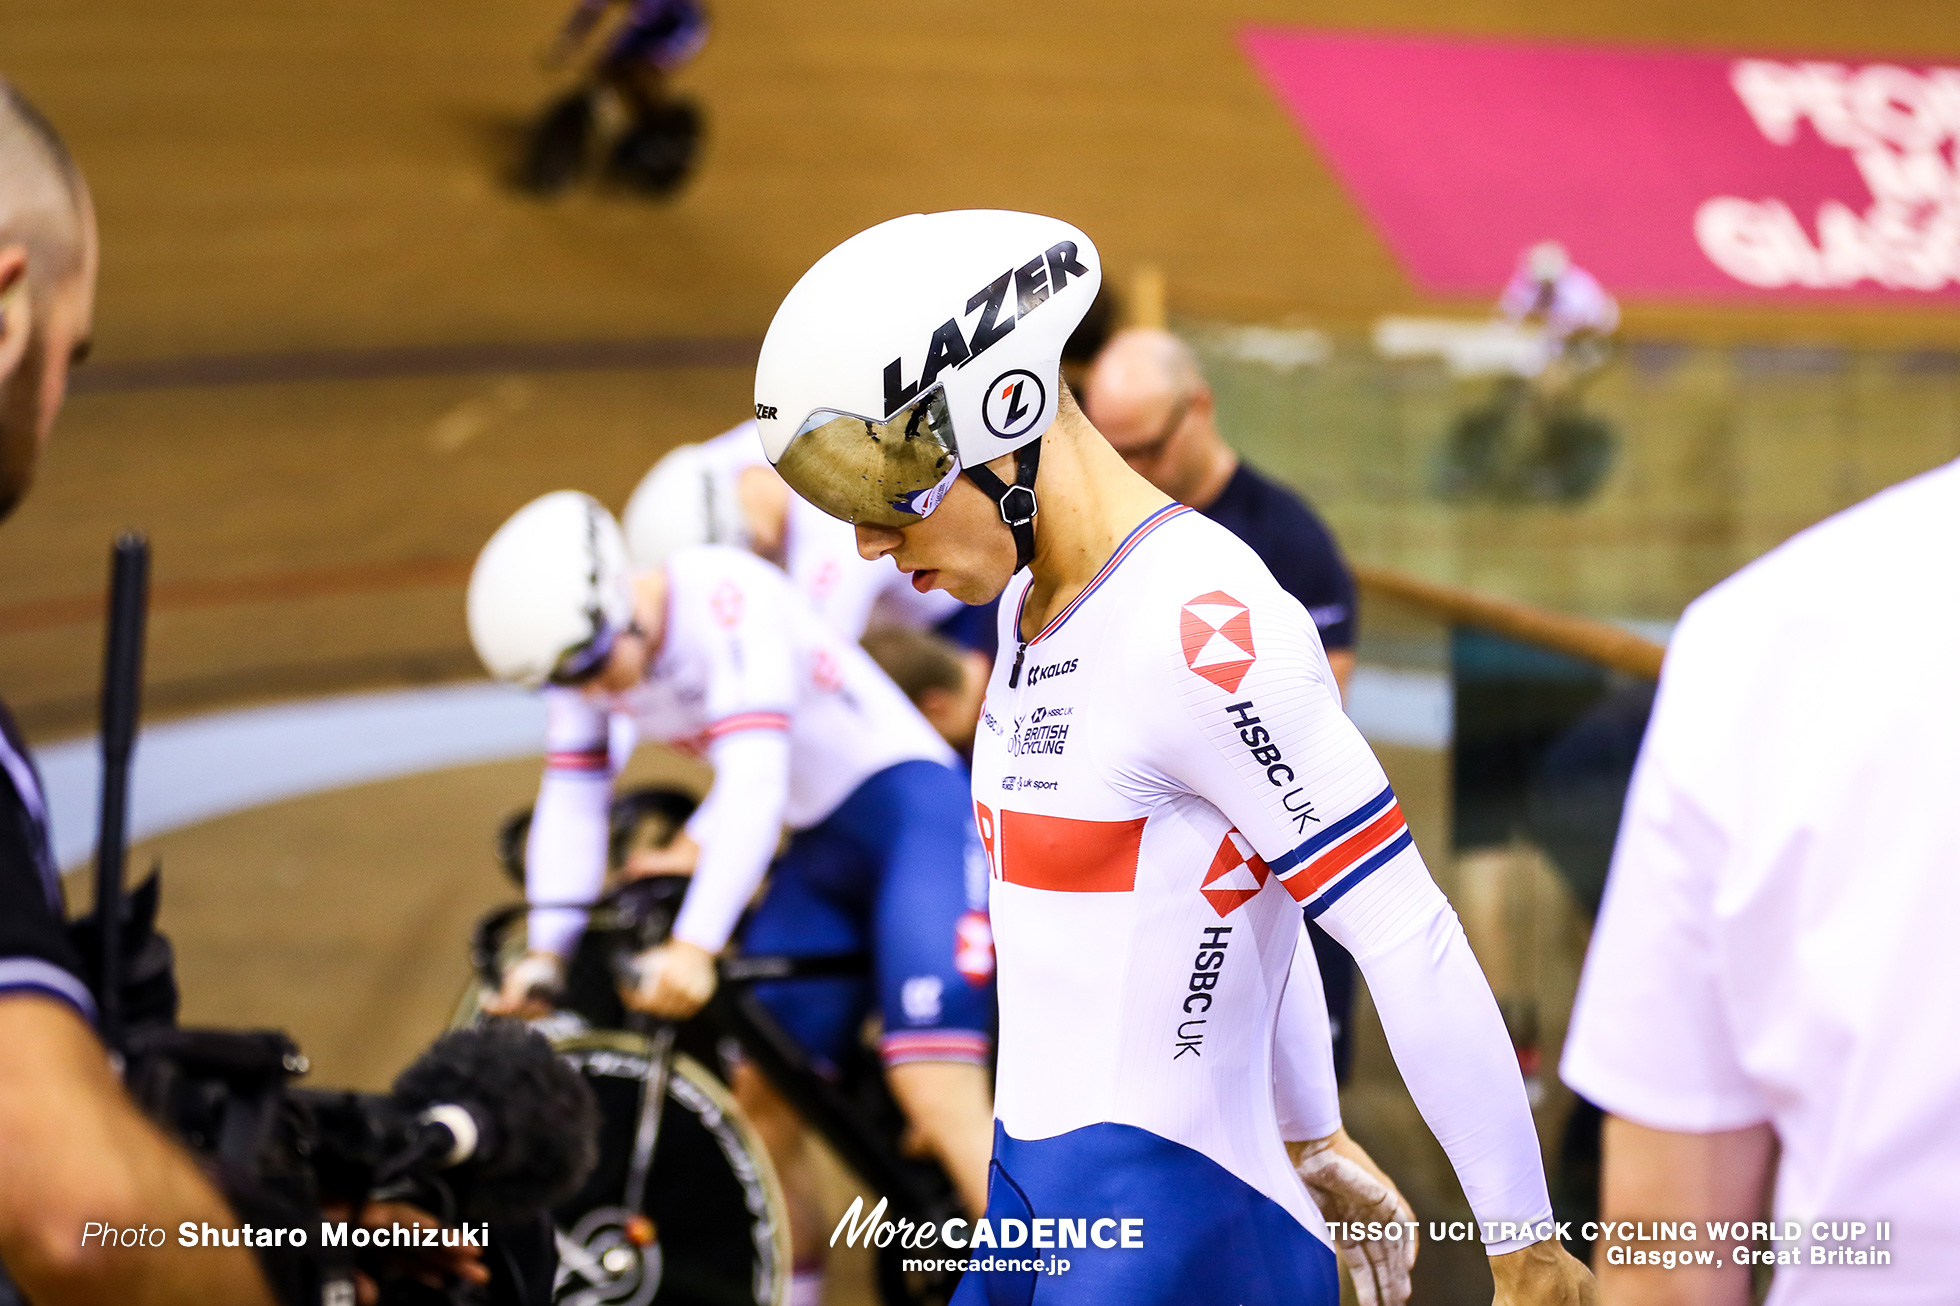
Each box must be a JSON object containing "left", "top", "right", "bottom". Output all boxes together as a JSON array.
[{"left": 932, "top": 562, "right": 1012, "bottom": 606}]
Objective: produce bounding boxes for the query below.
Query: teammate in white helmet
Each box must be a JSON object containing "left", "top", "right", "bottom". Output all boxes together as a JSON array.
[
  {"left": 1498, "top": 240, "right": 1619, "bottom": 400},
  {"left": 753, "top": 211, "right": 1595, "bottom": 1305},
  {"left": 466, "top": 494, "right": 998, "bottom": 1300},
  {"left": 1498, "top": 241, "right": 1619, "bottom": 348},
  {"left": 624, "top": 419, "right": 966, "bottom": 640}
]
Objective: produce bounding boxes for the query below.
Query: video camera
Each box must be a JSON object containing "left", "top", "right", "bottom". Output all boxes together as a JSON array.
[{"left": 82, "top": 536, "right": 598, "bottom": 1306}]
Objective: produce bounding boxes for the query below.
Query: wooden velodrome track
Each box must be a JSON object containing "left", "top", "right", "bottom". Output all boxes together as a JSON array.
[{"left": 5, "top": 1, "right": 1956, "bottom": 1300}]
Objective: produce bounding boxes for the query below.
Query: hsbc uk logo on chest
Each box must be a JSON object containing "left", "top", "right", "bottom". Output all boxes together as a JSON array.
[
  {"left": 1201, "top": 829, "right": 1271, "bottom": 917},
  {"left": 1180, "top": 591, "right": 1256, "bottom": 693}
]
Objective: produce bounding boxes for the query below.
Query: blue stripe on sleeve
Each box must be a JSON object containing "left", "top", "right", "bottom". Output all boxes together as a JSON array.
[
  {"left": 1303, "top": 828, "right": 1414, "bottom": 919},
  {"left": 1270, "top": 783, "right": 1395, "bottom": 874}
]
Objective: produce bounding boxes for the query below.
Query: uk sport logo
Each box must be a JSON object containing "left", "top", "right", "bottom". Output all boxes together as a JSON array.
[
  {"left": 1180, "top": 591, "right": 1257, "bottom": 692},
  {"left": 1201, "top": 828, "right": 1270, "bottom": 917}
]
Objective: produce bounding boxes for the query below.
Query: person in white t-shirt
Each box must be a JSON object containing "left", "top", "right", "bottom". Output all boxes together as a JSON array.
[
  {"left": 1562, "top": 459, "right": 1960, "bottom": 1305},
  {"left": 623, "top": 419, "right": 965, "bottom": 639},
  {"left": 750, "top": 209, "right": 1593, "bottom": 1305},
  {"left": 466, "top": 494, "right": 997, "bottom": 1304}
]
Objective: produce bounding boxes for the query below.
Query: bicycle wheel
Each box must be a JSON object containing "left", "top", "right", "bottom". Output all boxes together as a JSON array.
[
  {"left": 550, "top": 1031, "right": 791, "bottom": 1306},
  {"left": 519, "top": 90, "right": 596, "bottom": 195}
]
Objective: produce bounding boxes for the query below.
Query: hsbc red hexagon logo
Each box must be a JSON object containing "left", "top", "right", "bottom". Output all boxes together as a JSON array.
[
  {"left": 1180, "top": 591, "right": 1256, "bottom": 693},
  {"left": 954, "top": 910, "right": 995, "bottom": 984},
  {"left": 1201, "top": 828, "right": 1270, "bottom": 917}
]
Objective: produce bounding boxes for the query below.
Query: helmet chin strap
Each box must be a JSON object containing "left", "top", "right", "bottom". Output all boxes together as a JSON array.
[{"left": 962, "top": 439, "right": 1042, "bottom": 572}]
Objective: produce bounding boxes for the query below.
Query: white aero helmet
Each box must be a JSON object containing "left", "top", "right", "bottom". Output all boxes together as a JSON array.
[
  {"left": 622, "top": 439, "right": 751, "bottom": 568},
  {"left": 1528, "top": 241, "right": 1570, "bottom": 282},
  {"left": 753, "top": 210, "right": 1101, "bottom": 570},
  {"left": 468, "top": 491, "right": 634, "bottom": 690}
]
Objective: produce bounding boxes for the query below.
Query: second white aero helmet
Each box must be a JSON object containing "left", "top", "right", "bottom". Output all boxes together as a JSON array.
[
  {"left": 622, "top": 435, "right": 751, "bottom": 569},
  {"left": 753, "top": 210, "right": 1101, "bottom": 571},
  {"left": 468, "top": 491, "right": 634, "bottom": 690}
]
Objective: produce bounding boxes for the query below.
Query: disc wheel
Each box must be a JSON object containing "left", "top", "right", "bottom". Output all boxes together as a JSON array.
[{"left": 550, "top": 1032, "right": 791, "bottom": 1306}]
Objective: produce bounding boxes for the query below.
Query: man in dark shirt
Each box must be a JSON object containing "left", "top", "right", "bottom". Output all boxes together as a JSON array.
[
  {"left": 0, "top": 81, "right": 276, "bottom": 1305},
  {"left": 1084, "top": 327, "right": 1361, "bottom": 1079}
]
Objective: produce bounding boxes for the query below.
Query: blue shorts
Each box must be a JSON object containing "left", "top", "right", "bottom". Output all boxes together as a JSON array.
[
  {"left": 950, "top": 1122, "right": 1339, "bottom": 1306},
  {"left": 742, "top": 760, "right": 994, "bottom": 1071}
]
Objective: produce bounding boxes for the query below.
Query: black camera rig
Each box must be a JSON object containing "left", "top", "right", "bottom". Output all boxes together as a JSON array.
[{"left": 84, "top": 535, "right": 597, "bottom": 1306}]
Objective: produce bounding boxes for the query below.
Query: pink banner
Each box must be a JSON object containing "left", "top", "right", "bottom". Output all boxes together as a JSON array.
[{"left": 1241, "top": 29, "right": 1960, "bottom": 299}]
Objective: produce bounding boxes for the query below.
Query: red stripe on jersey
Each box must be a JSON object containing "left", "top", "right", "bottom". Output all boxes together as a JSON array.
[
  {"left": 881, "top": 1030, "right": 992, "bottom": 1066},
  {"left": 1279, "top": 801, "right": 1407, "bottom": 902},
  {"left": 702, "top": 711, "right": 790, "bottom": 740},
  {"left": 546, "top": 747, "right": 610, "bottom": 772},
  {"left": 998, "top": 810, "right": 1145, "bottom": 893}
]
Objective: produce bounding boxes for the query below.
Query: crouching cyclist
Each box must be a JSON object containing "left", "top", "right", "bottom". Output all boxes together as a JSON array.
[{"left": 466, "top": 492, "right": 997, "bottom": 1303}]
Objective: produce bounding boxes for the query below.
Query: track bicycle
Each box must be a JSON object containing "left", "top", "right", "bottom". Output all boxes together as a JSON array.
[{"left": 460, "top": 789, "right": 965, "bottom": 1306}]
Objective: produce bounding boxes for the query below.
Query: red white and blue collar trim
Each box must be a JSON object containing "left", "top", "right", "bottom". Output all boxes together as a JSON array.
[{"left": 1017, "top": 503, "right": 1193, "bottom": 644}]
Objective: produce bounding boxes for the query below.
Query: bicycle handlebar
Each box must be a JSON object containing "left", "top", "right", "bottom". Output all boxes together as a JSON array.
[{"left": 470, "top": 884, "right": 869, "bottom": 997}]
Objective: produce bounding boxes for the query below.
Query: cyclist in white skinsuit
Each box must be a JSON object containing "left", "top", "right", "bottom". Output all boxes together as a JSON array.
[
  {"left": 623, "top": 419, "right": 965, "bottom": 639},
  {"left": 751, "top": 210, "right": 1597, "bottom": 1306},
  {"left": 466, "top": 497, "right": 1000, "bottom": 1265}
]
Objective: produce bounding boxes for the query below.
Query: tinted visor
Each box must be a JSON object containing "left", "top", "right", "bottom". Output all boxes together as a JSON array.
[
  {"left": 546, "top": 619, "right": 618, "bottom": 688},
  {"left": 775, "top": 388, "right": 962, "bottom": 528}
]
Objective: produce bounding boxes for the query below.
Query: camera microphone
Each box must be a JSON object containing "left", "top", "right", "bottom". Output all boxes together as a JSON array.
[{"left": 391, "top": 1021, "right": 598, "bottom": 1224}]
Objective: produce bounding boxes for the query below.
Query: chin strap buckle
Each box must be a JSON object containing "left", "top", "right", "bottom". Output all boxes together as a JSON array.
[
  {"left": 996, "top": 483, "right": 1038, "bottom": 529},
  {"left": 962, "top": 438, "right": 1044, "bottom": 572}
]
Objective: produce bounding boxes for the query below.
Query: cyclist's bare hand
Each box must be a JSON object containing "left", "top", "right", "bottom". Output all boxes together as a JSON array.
[
  {"left": 483, "top": 951, "right": 565, "bottom": 1018},
  {"left": 1490, "top": 1238, "right": 1596, "bottom": 1306},
  {"left": 624, "top": 940, "right": 717, "bottom": 1019},
  {"left": 1291, "top": 1128, "right": 1417, "bottom": 1306},
  {"left": 626, "top": 831, "right": 700, "bottom": 879}
]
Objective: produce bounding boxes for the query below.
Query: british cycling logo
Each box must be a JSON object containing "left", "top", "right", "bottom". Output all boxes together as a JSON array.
[
  {"left": 1179, "top": 592, "right": 1256, "bottom": 693},
  {"left": 1006, "top": 709, "right": 1070, "bottom": 758},
  {"left": 831, "top": 1196, "right": 1142, "bottom": 1277}
]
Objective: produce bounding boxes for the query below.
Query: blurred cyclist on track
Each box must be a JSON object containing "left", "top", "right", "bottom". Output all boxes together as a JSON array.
[
  {"left": 1497, "top": 241, "right": 1619, "bottom": 410},
  {"left": 468, "top": 498, "right": 994, "bottom": 1305},
  {"left": 521, "top": 0, "right": 708, "bottom": 194},
  {"left": 754, "top": 209, "right": 1594, "bottom": 1305},
  {"left": 623, "top": 419, "right": 969, "bottom": 642},
  {"left": 544, "top": 0, "right": 707, "bottom": 113}
]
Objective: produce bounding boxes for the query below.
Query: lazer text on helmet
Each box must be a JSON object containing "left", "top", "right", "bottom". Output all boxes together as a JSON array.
[{"left": 881, "top": 242, "right": 1092, "bottom": 417}]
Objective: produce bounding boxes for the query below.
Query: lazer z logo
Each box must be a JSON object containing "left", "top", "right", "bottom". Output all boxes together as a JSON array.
[
  {"left": 881, "top": 241, "right": 1092, "bottom": 415},
  {"left": 754, "top": 403, "right": 779, "bottom": 420},
  {"left": 984, "top": 370, "right": 1044, "bottom": 439}
]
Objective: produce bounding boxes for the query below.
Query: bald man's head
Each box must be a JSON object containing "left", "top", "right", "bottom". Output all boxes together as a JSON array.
[
  {"left": 0, "top": 79, "right": 96, "bottom": 522},
  {"left": 1085, "top": 328, "right": 1203, "bottom": 421},
  {"left": 1082, "top": 328, "right": 1236, "bottom": 507}
]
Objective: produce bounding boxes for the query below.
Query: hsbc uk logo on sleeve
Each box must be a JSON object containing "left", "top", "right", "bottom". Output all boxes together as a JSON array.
[{"left": 1180, "top": 591, "right": 1256, "bottom": 693}]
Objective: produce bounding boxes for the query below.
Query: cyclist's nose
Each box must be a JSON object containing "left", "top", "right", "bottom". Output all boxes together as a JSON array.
[{"left": 856, "top": 522, "right": 903, "bottom": 562}]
